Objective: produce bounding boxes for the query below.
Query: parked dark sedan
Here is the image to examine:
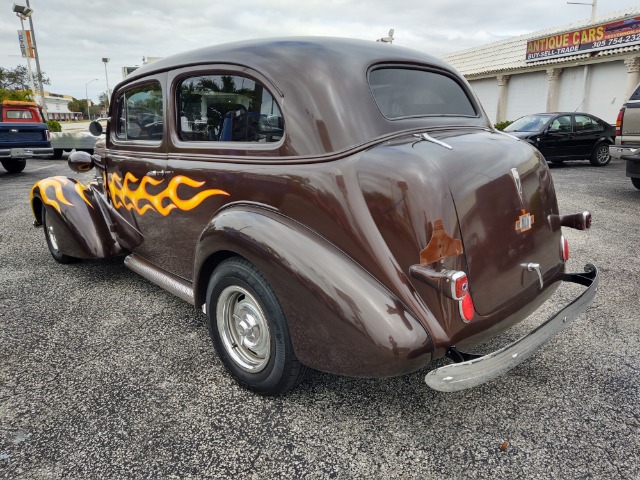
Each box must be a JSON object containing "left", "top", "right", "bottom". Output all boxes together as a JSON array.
[
  {"left": 504, "top": 112, "right": 615, "bottom": 166},
  {"left": 29, "top": 37, "right": 597, "bottom": 395}
]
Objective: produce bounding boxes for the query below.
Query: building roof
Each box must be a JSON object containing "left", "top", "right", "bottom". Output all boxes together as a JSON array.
[{"left": 443, "top": 7, "right": 640, "bottom": 77}]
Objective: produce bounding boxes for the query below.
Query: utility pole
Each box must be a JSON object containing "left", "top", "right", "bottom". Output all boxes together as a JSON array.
[{"left": 25, "top": 0, "right": 48, "bottom": 119}]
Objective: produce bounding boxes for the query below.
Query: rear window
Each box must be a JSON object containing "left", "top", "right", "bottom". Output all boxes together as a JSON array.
[
  {"left": 6, "top": 110, "right": 34, "bottom": 119},
  {"left": 369, "top": 67, "right": 476, "bottom": 119}
]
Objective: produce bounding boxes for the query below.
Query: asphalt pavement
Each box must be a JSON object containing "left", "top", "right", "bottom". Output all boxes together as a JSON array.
[{"left": 0, "top": 158, "right": 638, "bottom": 479}]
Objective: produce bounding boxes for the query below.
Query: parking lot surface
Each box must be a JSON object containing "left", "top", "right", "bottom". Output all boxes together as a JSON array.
[{"left": 1, "top": 158, "right": 638, "bottom": 479}]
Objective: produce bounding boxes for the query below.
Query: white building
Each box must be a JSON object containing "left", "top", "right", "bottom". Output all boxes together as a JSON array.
[
  {"left": 42, "top": 91, "right": 81, "bottom": 121},
  {"left": 443, "top": 7, "right": 640, "bottom": 125}
]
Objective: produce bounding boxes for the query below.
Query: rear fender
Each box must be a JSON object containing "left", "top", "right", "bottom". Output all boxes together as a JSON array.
[
  {"left": 30, "top": 176, "right": 140, "bottom": 259},
  {"left": 194, "top": 204, "right": 433, "bottom": 377}
]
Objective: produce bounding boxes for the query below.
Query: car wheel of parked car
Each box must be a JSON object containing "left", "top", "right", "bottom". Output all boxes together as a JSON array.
[
  {"left": 1, "top": 159, "right": 26, "bottom": 173},
  {"left": 42, "top": 206, "right": 79, "bottom": 264},
  {"left": 206, "top": 257, "right": 307, "bottom": 395},
  {"left": 632, "top": 177, "right": 640, "bottom": 190},
  {"left": 52, "top": 149, "right": 64, "bottom": 159},
  {"left": 590, "top": 143, "right": 611, "bottom": 166}
]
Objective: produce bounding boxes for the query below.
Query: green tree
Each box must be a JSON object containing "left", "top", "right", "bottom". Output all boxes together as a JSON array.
[{"left": 0, "top": 65, "right": 50, "bottom": 91}]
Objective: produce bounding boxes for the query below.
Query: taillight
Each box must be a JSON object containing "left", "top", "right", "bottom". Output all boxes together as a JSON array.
[
  {"left": 459, "top": 293, "right": 475, "bottom": 322},
  {"left": 615, "top": 107, "right": 624, "bottom": 137},
  {"left": 560, "top": 235, "right": 569, "bottom": 262},
  {"left": 451, "top": 271, "right": 468, "bottom": 300},
  {"left": 45, "top": 130, "right": 51, "bottom": 141}
]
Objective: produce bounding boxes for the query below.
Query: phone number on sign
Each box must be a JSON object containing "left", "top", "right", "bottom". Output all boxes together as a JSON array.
[{"left": 591, "top": 34, "right": 640, "bottom": 48}]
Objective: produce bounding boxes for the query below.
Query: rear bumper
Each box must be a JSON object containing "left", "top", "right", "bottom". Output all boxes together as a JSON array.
[
  {"left": 424, "top": 264, "right": 598, "bottom": 392},
  {"left": 0, "top": 147, "right": 53, "bottom": 159},
  {"left": 610, "top": 144, "right": 640, "bottom": 162}
]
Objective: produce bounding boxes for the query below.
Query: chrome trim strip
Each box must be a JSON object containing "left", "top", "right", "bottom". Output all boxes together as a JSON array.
[
  {"left": 425, "top": 264, "right": 598, "bottom": 392},
  {"left": 124, "top": 254, "right": 195, "bottom": 305}
]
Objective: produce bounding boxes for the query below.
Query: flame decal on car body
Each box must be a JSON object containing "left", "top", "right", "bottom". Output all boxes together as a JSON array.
[
  {"left": 30, "top": 176, "right": 93, "bottom": 214},
  {"left": 107, "top": 172, "right": 230, "bottom": 216}
]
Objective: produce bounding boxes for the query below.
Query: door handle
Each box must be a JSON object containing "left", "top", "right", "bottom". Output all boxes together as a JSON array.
[{"left": 146, "top": 170, "right": 173, "bottom": 178}]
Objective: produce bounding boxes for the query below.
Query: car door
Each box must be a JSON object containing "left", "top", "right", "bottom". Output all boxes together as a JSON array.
[
  {"left": 166, "top": 69, "right": 286, "bottom": 281},
  {"left": 538, "top": 114, "right": 574, "bottom": 160},
  {"left": 573, "top": 114, "right": 603, "bottom": 158},
  {"left": 106, "top": 78, "right": 176, "bottom": 269}
]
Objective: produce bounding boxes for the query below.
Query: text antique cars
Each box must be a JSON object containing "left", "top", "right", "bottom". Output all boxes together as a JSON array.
[{"left": 29, "top": 38, "right": 598, "bottom": 395}]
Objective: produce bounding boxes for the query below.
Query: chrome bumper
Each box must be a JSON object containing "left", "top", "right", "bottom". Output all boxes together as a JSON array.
[
  {"left": 424, "top": 264, "right": 598, "bottom": 392},
  {"left": 609, "top": 145, "right": 640, "bottom": 161}
]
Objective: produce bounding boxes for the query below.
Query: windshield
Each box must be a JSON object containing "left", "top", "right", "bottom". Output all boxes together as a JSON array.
[{"left": 504, "top": 115, "right": 550, "bottom": 133}]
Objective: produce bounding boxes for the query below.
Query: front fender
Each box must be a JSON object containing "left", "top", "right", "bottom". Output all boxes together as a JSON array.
[
  {"left": 194, "top": 204, "right": 433, "bottom": 377},
  {"left": 30, "top": 176, "right": 125, "bottom": 259}
]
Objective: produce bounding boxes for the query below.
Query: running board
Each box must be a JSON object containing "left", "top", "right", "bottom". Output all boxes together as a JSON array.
[{"left": 124, "top": 254, "right": 195, "bottom": 305}]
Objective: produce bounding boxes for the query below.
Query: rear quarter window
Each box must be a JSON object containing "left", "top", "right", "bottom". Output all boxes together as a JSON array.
[{"left": 368, "top": 67, "right": 476, "bottom": 119}]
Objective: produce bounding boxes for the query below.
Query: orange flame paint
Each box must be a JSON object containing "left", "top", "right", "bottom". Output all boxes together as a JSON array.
[
  {"left": 31, "top": 176, "right": 93, "bottom": 214},
  {"left": 108, "top": 173, "right": 229, "bottom": 216}
]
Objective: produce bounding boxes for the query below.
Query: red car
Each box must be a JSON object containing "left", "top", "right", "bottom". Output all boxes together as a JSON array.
[{"left": 29, "top": 38, "right": 598, "bottom": 395}]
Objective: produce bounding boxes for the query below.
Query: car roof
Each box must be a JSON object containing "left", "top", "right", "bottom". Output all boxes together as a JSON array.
[{"left": 114, "top": 37, "right": 490, "bottom": 156}]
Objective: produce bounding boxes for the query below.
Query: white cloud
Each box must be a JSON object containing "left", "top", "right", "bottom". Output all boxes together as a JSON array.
[{"left": 1, "top": 0, "right": 636, "bottom": 100}]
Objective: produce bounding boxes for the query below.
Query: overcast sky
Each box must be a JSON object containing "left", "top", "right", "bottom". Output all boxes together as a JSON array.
[{"left": 1, "top": 0, "right": 638, "bottom": 102}]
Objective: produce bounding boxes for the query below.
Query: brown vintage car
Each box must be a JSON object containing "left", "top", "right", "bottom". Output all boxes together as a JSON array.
[{"left": 29, "top": 37, "right": 598, "bottom": 395}]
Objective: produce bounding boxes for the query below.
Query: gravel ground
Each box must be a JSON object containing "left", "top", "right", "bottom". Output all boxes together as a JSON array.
[{"left": 0, "top": 158, "right": 638, "bottom": 479}]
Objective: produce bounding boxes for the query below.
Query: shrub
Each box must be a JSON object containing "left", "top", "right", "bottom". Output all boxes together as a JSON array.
[
  {"left": 46, "top": 120, "right": 61, "bottom": 132},
  {"left": 494, "top": 120, "right": 513, "bottom": 131}
]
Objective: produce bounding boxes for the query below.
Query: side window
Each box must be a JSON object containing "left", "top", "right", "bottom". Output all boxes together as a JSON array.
[
  {"left": 574, "top": 115, "right": 602, "bottom": 132},
  {"left": 630, "top": 83, "right": 640, "bottom": 101},
  {"left": 115, "top": 82, "right": 163, "bottom": 141},
  {"left": 550, "top": 115, "right": 572, "bottom": 132},
  {"left": 177, "top": 74, "right": 283, "bottom": 143}
]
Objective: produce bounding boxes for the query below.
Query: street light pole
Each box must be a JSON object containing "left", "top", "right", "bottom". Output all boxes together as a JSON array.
[
  {"left": 567, "top": 0, "right": 598, "bottom": 23},
  {"left": 85, "top": 78, "right": 98, "bottom": 120},
  {"left": 24, "top": 0, "right": 48, "bottom": 119},
  {"left": 102, "top": 57, "right": 111, "bottom": 109}
]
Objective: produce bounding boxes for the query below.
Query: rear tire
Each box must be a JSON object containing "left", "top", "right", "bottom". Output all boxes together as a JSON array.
[
  {"left": 52, "top": 149, "right": 64, "bottom": 159},
  {"left": 589, "top": 142, "right": 611, "bottom": 166},
  {"left": 42, "top": 205, "right": 79, "bottom": 264},
  {"left": 1, "top": 159, "right": 26, "bottom": 173},
  {"left": 632, "top": 177, "right": 640, "bottom": 190},
  {"left": 206, "top": 257, "right": 307, "bottom": 395}
]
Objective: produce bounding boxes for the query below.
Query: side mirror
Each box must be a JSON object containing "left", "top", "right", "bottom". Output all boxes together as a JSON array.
[
  {"left": 89, "top": 120, "right": 103, "bottom": 136},
  {"left": 68, "top": 150, "right": 94, "bottom": 172}
]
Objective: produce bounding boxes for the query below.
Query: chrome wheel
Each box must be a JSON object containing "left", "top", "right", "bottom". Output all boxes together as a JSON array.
[
  {"left": 216, "top": 285, "right": 271, "bottom": 373},
  {"left": 46, "top": 224, "right": 59, "bottom": 251}
]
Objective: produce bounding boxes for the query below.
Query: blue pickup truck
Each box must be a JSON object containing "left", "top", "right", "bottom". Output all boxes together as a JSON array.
[{"left": 0, "top": 100, "right": 52, "bottom": 173}]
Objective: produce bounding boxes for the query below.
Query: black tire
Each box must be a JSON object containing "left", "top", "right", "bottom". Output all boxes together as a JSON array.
[
  {"left": 632, "top": 177, "right": 640, "bottom": 190},
  {"left": 42, "top": 205, "right": 79, "bottom": 264},
  {"left": 590, "top": 142, "right": 611, "bottom": 166},
  {"left": 1, "top": 159, "right": 26, "bottom": 173},
  {"left": 52, "top": 149, "right": 64, "bottom": 159},
  {"left": 206, "top": 257, "right": 307, "bottom": 395}
]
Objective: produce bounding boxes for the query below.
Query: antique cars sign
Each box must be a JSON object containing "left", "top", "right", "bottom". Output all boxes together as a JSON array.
[
  {"left": 526, "top": 16, "right": 640, "bottom": 62},
  {"left": 30, "top": 38, "right": 598, "bottom": 395}
]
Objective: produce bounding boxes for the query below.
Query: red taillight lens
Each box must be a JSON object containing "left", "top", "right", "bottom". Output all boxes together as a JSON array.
[
  {"left": 452, "top": 272, "right": 468, "bottom": 300},
  {"left": 560, "top": 235, "right": 569, "bottom": 262},
  {"left": 615, "top": 107, "right": 624, "bottom": 136},
  {"left": 459, "top": 293, "right": 475, "bottom": 322},
  {"left": 46, "top": 130, "right": 51, "bottom": 141}
]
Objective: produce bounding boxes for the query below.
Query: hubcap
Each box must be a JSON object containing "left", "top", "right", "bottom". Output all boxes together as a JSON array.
[
  {"left": 216, "top": 286, "right": 271, "bottom": 372},
  {"left": 597, "top": 146, "right": 609, "bottom": 164},
  {"left": 47, "top": 224, "right": 59, "bottom": 251}
]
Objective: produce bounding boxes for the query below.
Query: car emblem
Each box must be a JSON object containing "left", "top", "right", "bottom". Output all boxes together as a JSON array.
[
  {"left": 10, "top": 129, "right": 18, "bottom": 133},
  {"left": 510, "top": 168, "right": 523, "bottom": 204}
]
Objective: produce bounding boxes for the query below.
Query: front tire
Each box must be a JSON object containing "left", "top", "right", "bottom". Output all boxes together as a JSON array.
[
  {"left": 42, "top": 206, "right": 79, "bottom": 264},
  {"left": 632, "top": 177, "right": 640, "bottom": 190},
  {"left": 590, "top": 142, "right": 611, "bottom": 166},
  {"left": 52, "top": 149, "right": 64, "bottom": 159},
  {"left": 1, "top": 159, "right": 26, "bottom": 173},
  {"left": 206, "top": 257, "right": 307, "bottom": 395}
]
